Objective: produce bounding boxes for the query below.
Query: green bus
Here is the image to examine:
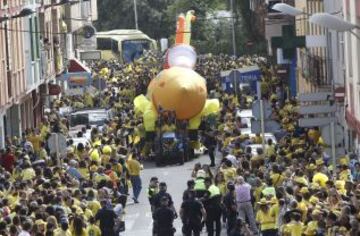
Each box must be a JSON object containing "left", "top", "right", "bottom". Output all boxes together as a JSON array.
[{"left": 96, "top": 29, "right": 157, "bottom": 63}]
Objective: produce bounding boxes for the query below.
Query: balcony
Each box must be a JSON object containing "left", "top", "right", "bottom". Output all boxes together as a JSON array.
[{"left": 299, "top": 50, "right": 330, "bottom": 87}]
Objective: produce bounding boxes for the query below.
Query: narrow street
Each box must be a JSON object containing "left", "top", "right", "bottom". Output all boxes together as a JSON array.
[{"left": 124, "top": 154, "right": 224, "bottom": 236}]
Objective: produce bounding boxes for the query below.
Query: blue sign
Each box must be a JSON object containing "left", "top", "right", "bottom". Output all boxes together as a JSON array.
[{"left": 221, "top": 65, "right": 262, "bottom": 94}]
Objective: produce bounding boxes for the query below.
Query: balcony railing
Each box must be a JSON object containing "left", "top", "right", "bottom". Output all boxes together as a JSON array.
[{"left": 299, "top": 50, "right": 330, "bottom": 86}]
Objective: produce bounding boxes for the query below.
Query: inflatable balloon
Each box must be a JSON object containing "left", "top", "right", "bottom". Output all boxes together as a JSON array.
[
  {"left": 134, "top": 9, "right": 219, "bottom": 132},
  {"left": 184, "top": 10, "right": 196, "bottom": 45},
  {"left": 167, "top": 44, "right": 197, "bottom": 69},
  {"left": 134, "top": 67, "right": 219, "bottom": 131},
  {"left": 152, "top": 67, "right": 206, "bottom": 120},
  {"left": 175, "top": 13, "right": 186, "bottom": 45}
]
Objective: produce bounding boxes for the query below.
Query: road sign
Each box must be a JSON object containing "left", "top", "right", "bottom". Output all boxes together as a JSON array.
[
  {"left": 298, "top": 117, "right": 335, "bottom": 127},
  {"left": 80, "top": 50, "right": 102, "bottom": 60},
  {"left": 251, "top": 120, "right": 281, "bottom": 134},
  {"left": 48, "top": 133, "right": 67, "bottom": 155},
  {"left": 298, "top": 92, "right": 333, "bottom": 102},
  {"left": 321, "top": 124, "right": 344, "bottom": 146},
  {"left": 299, "top": 105, "right": 336, "bottom": 115},
  {"left": 252, "top": 100, "right": 272, "bottom": 119}
]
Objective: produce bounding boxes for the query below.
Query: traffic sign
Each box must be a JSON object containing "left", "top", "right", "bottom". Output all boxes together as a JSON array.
[
  {"left": 251, "top": 120, "right": 281, "bottom": 133},
  {"left": 298, "top": 117, "right": 335, "bottom": 127},
  {"left": 321, "top": 124, "right": 344, "bottom": 146},
  {"left": 298, "top": 92, "right": 333, "bottom": 102},
  {"left": 252, "top": 100, "right": 272, "bottom": 119},
  {"left": 48, "top": 133, "right": 67, "bottom": 155},
  {"left": 299, "top": 105, "right": 336, "bottom": 115}
]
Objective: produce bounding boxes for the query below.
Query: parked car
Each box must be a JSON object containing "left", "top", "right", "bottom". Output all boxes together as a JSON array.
[{"left": 68, "top": 108, "right": 113, "bottom": 137}]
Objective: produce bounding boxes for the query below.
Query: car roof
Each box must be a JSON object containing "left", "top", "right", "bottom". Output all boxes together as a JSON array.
[
  {"left": 70, "top": 109, "right": 108, "bottom": 115},
  {"left": 236, "top": 109, "right": 253, "bottom": 118}
]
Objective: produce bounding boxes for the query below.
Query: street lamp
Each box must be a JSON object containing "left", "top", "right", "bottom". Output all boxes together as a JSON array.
[
  {"left": 44, "top": 0, "right": 90, "bottom": 9},
  {"left": 309, "top": 13, "right": 360, "bottom": 40},
  {"left": 272, "top": 3, "right": 305, "bottom": 16},
  {"left": 310, "top": 13, "right": 360, "bottom": 32},
  {"left": 0, "top": 6, "right": 36, "bottom": 23}
]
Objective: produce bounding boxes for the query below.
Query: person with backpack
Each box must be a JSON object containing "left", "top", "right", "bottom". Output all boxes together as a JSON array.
[{"left": 180, "top": 190, "right": 207, "bottom": 236}]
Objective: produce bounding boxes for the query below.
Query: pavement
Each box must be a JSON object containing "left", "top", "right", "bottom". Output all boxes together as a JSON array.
[{"left": 123, "top": 154, "right": 227, "bottom": 236}]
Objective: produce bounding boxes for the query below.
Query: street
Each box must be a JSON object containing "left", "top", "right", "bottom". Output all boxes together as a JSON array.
[{"left": 124, "top": 154, "right": 223, "bottom": 236}]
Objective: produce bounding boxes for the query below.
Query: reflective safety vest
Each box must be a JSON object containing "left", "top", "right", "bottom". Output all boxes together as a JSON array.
[
  {"left": 194, "top": 178, "right": 206, "bottom": 191},
  {"left": 262, "top": 186, "right": 276, "bottom": 197},
  {"left": 208, "top": 185, "right": 220, "bottom": 198}
]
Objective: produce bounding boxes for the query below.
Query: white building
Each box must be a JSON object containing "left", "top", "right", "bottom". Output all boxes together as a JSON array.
[{"left": 343, "top": 0, "right": 360, "bottom": 153}]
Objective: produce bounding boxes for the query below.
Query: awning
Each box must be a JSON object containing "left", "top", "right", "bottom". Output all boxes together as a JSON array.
[{"left": 68, "top": 58, "right": 91, "bottom": 73}]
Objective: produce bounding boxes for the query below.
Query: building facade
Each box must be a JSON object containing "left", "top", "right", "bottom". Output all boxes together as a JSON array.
[
  {"left": 0, "top": 0, "right": 98, "bottom": 148},
  {"left": 344, "top": 0, "right": 360, "bottom": 153}
]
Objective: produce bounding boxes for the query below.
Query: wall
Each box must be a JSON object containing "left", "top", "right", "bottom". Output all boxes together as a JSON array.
[{"left": 344, "top": 0, "right": 360, "bottom": 152}]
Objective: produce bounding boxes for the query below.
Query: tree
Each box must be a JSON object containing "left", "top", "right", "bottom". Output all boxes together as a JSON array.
[
  {"left": 95, "top": 0, "right": 264, "bottom": 55},
  {"left": 95, "top": 0, "right": 175, "bottom": 40}
]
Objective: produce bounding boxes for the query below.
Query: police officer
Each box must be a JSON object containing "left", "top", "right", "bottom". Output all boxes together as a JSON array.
[
  {"left": 147, "top": 177, "right": 159, "bottom": 212},
  {"left": 194, "top": 170, "right": 207, "bottom": 198},
  {"left": 152, "top": 182, "right": 177, "bottom": 215},
  {"left": 203, "top": 177, "right": 222, "bottom": 236},
  {"left": 180, "top": 190, "right": 207, "bottom": 236},
  {"left": 153, "top": 196, "right": 176, "bottom": 236}
]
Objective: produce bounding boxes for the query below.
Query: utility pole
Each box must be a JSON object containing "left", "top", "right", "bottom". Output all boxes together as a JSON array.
[
  {"left": 133, "top": 0, "right": 139, "bottom": 30},
  {"left": 230, "top": 0, "right": 237, "bottom": 56}
]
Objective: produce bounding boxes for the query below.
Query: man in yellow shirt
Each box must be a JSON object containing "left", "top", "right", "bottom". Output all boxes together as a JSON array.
[{"left": 127, "top": 155, "right": 142, "bottom": 203}]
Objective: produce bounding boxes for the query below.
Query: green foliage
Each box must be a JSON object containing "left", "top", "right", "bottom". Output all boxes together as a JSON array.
[{"left": 95, "top": 0, "right": 265, "bottom": 55}]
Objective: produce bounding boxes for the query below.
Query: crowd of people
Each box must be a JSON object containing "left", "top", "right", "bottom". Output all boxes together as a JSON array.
[{"left": 0, "top": 50, "right": 359, "bottom": 236}]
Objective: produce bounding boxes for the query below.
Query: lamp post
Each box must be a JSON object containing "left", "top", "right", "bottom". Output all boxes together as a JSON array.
[
  {"left": 0, "top": 6, "right": 36, "bottom": 23},
  {"left": 230, "top": 0, "right": 236, "bottom": 56},
  {"left": 133, "top": 0, "right": 139, "bottom": 30},
  {"left": 310, "top": 13, "right": 360, "bottom": 39},
  {"left": 272, "top": 3, "right": 305, "bottom": 16}
]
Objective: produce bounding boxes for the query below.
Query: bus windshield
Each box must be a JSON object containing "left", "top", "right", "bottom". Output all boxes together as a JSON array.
[{"left": 122, "top": 40, "right": 150, "bottom": 63}]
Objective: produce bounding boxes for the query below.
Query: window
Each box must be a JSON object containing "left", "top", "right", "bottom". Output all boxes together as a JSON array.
[{"left": 96, "top": 38, "right": 112, "bottom": 50}]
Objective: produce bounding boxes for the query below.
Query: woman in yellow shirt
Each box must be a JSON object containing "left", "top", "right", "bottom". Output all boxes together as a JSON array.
[
  {"left": 256, "top": 198, "right": 277, "bottom": 236},
  {"left": 70, "top": 216, "right": 88, "bottom": 236}
]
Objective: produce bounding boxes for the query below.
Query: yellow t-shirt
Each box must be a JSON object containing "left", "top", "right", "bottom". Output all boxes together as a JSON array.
[
  {"left": 270, "top": 204, "right": 280, "bottom": 227},
  {"left": 27, "top": 134, "right": 42, "bottom": 152},
  {"left": 127, "top": 159, "right": 141, "bottom": 176},
  {"left": 54, "top": 228, "right": 72, "bottom": 236},
  {"left": 87, "top": 225, "right": 101, "bottom": 236},
  {"left": 288, "top": 221, "right": 304, "bottom": 236},
  {"left": 21, "top": 168, "right": 36, "bottom": 180},
  {"left": 303, "top": 220, "right": 318, "bottom": 236},
  {"left": 221, "top": 167, "right": 237, "bottom": 182},
  {"left": 256, "top": 209, "right": 276, "bottom": 231},
  {"left": 312, "top": 172, "right": 329, "bottom": 187},
  {"left": 79, "top": 168, "right": 90, "bottom": 180},
  {"left": 339, "top": 169, "right": 351, "bottom": 181},
  {"left": 270, "top": 173, "right": 284, "bottom": 187},
  {"left": 298, "top": 201, "right": 308, "bottom": 221},
  {"left": 89, "top": 149, "right": 101, "bottom": 165},
  {"left": 87, "top": 200, "right": 101, "bottom": 215}
]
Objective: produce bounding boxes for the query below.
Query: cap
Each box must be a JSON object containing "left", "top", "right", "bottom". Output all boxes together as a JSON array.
[
  {"left": 196, "top": 170, "right": 206, "bottom": 179},
  {"left": 159, "top": 182, "right": 167, "bottom": 187}
]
